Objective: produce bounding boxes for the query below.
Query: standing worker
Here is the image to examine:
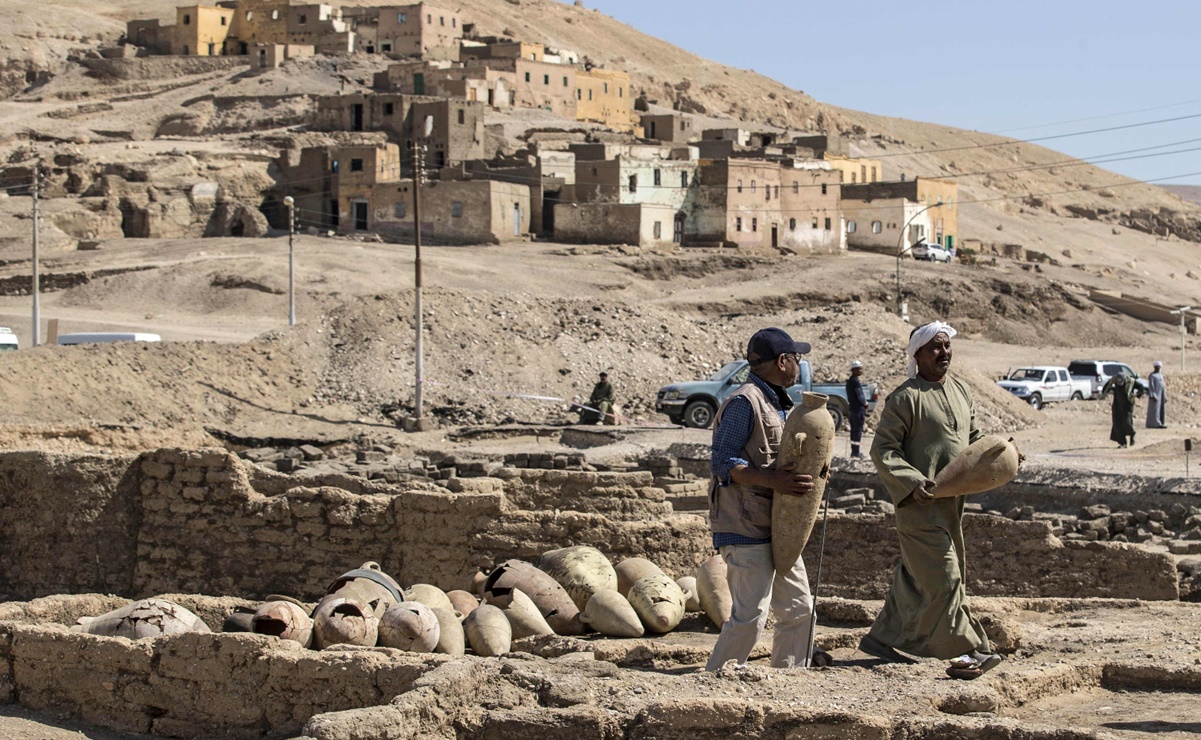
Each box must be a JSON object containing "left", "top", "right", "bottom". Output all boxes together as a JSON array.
[
  {"left": 1146, "top": 361, "right": 1167, "bottom": 429},
  {"left": 846, "top": 361, "right": 869, "bottom": 458},
  {"left": 1103, "top": 372, "right": 1137, "bottom": 447},
  {"left": 705, "top": 327, "right": 832, "bottom": 671},
  {"left": 859, "top": 321, "right": 1003, "bottom": 680}
]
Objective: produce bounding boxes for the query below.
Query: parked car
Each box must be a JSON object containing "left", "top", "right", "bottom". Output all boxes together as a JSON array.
[
  {"left": 57, "top": 332, "right": 161, "bottom": 345},
  {"left": 996, "top": 366, "right": 1091, "bottom": 410},
  {"left": 654, "top": 359, "right": 878, "bottom": 430},
  {"left": 1066, "top": 360, "right": 1148, "bottom": 399},
  {"left": 911, "top": 241, "right": 953, "bottom": 263},
  {"left": 0, "top": 327, "right": 17, "bottom": 352}
]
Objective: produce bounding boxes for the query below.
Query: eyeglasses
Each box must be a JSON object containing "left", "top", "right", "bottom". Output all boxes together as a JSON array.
[{"left": 779, "top": 353, "right": 802, "bottom": 364}]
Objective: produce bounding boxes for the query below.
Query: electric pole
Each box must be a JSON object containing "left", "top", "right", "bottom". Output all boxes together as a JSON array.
[
  {"left": 284, "top": 196, "right": 296, "bottom": 326},
  {"left": 409, "top": 115, "right": 433, "bottom": 431},
  {"left": 31, "top": 160, "right": 41, "bottom": 347},
  {"left": 1172, "top": 306, "right": 1193, "bottom": 372}
]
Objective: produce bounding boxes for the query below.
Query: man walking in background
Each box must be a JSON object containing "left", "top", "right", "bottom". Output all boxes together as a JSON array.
[
  {"left": 846, "top": 361, "right": 869, "bottom": 458},
  {"left": 1146, "top": 361, "right": 1167, "bottom": 429},
  {"left": 1104, "top": 372, "right": 1137, "bottom": 447}
]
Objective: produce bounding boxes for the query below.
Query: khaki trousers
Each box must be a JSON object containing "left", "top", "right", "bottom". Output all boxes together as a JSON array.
[{"left": 705, "top": 543, "right": 813, "bottom": 671}]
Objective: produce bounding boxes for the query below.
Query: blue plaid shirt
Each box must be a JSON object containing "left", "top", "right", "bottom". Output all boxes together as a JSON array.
[{"left": 711, "top": 372, "right": 790, "bottom": 549}]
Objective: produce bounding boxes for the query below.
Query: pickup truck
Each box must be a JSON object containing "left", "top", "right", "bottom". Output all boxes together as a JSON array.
[
  {"left": 654, "top": 359, "right": 878, "bottom": 430},
  {"left": 996, "top": 366, "right": 1091, "bottom": 410}
]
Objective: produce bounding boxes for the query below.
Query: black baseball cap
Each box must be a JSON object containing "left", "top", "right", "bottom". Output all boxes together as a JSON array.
[{"left": 747, "top": 327, "right": 811, "bottom": 364}]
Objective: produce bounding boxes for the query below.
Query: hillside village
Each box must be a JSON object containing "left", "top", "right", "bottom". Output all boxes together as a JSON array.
[{"left": 112, "top": 0, "right": 957, "bottom": 254}]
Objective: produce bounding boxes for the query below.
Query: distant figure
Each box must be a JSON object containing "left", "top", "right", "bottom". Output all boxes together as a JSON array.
[
  {"left": 579, "top": 372, "right": 616, "bottom": 425},
  {"left": 846, "top": 361, "right": 869, "bottom": 458},
  {"left": 1103, "top": 373, "right": 1137, "bottom": 448},
  {"left": 1146, "top": 361, "right": 1166, "bottom": 428}
]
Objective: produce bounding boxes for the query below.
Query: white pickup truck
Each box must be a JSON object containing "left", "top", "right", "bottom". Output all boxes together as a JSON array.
[{"left": 996, "top": 366, "right": 1091, "bottom": 410}]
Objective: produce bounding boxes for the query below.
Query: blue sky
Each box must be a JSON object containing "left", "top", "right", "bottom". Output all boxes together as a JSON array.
[{"left": 570, "top": 0, "right": 1201, "bottom": 185}]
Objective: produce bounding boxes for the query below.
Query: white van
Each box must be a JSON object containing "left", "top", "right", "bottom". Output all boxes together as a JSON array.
[
  {"left": 57, "top": 332, "right": 162, "bottom": 346},
  {"left": 0, "top": 327, "right": 18, "bottom": 352}
]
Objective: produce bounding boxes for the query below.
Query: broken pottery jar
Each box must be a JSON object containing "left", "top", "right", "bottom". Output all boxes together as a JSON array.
[
  {"left": 324, "top": 561, "right": 404, "bottom": 619},
  {"left": 500, "top": 587, "right": 555, "bottom": 639},
  {"left": 537, "top": 545, "right": 618, "bottom": 612},
  {"left": 311, "top": 596, "right": 379, "bottom": 649},
  {"left": 627, "top": 573, "right": 687, "bottom": 634},
  {"left": 773, "top": 392, "right": 834, "bottom": 577},
  {"left": 72, "top": 598, "right": 211, "bottom": 639},
  {"left": 251, "top": 600, "right": 313, "bottom": 648},
  {"left": 378, "top": 601, "right": 441, "bottom": 652},
  {"left": 483, "top": 559, "right": 583, "bottom": 635}
]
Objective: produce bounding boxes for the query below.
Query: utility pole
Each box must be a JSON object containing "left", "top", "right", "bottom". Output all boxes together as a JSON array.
[
  {"left": 284, "top": 196, "right": 296, "bottom": 326},
  {"left": 31, "top": 160, "right": 41, "bottom": 347},
  {"left": 409, "top": 114, "right": 433, "bottom": 431},
  {"left": 1171, "top": 306, "right": 1193, "bottom": 372}
]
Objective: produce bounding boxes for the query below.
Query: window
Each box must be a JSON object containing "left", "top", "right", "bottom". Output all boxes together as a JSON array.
[
  {"left": 736, "top": 217, "right": 742, "bottom": 232},
  {"left": 452, "top": 18, "right": 456, "bottom": 28},
  {"left": 681, "top": 121, "right": 686, "bottom": 131},
  {"left": 246, "top": 11, "right": 253, "bottom": 20},
  {"left": 563, "top": 76, "right": 568, "bottom": 87},
  {"left": 871, "top": 221, "right": 882, "bottom": 234},
  {"left": 428, "top": 13, "right": 432, "bottom": 22},
  {"left": 603, "top": 82, "right": 608, "bottom": 94},
  {"left": 272, "top": 10, "right": 279, "bottom": 20},
  {"left": 847, "top": 221, "right": 857, "bottom": 233},
  {"left": 812, "top": 217, "right": 818, "bottom": 229},
  {"left": 765, "top": 186, "right": 771, "bottom": 202},
  {"left": 182, "top": 44, "right": 189, "bottom": 54},
  {"left": 183, "top": 14, "right": 191, "bottom": 24},
  {"left": 591, "top": 167, "right": 598, "bottom": 176},
  {"left": 440, "top": 16, "right": 445, "bottom": 26},
  {"left": 871, "top": 166, "right": 877, "bottom": 181},
  {"left": 654, "top": 169, "right": 661, "bottom": 186},
  {"left": 824, "top": 217, "right": 831, "bottom": 230},
  {"left": 821, "top": 184, "right": 827, "bottom": 195},
  {"left": 851, "top": 172, "right": 857, "bottom": 183},
  {"left": 861, "top": 165, "right": 867, "bottom": 182},
  {"left": 299, "top": 14, "right": 307, "bottom": 24},
  {"left": 543, "top": 74, "right": 549, "bottom": 85},
  {"left": 737, "top": 179, "right": 743, "bottom": 193},
  {"left": 398, "top": 12, "right": 406, "bottom": 22},
  {"left": 775, "top": 186, "right": 780, "bottom": 199},
  {"left": 628, "top": 175, "right": 637, "bottom": 193},
  {"left": 619, "top": 88, "right": 623, "bottom": 98},
  {"left": 395, "top": 201, "right": 406, "bottom": 218},
  {"left": 576, "top": 89, "right": 581, "bottom": 100},
  {"left": 331, "top": 160, "right": 339, "bottom": 173},
  {"left": 793, "top": 181, "right": 799, "bottom": 194},
  {"left": 751, "top": 181, "right": 756, "bottom": 192},
  {"left": 588, "top": 89, "right": 593, "bottom": 101},
  {"left": 680, "top": 172, "right": 688, "bottom": 188},
  {"left": 382, "top": 42, "right": 392, "bottom": 52},
  {"left": 789, "top": 218, "right": 796, "bottom": 230},
  {"left": 221, "top": 16, "right": 227, "bottom": 26},
  {"left": 653, "top": 221, "right": 662, "bottom": 239},
  {"left": 384, "top": 102, "right": 394, "bottom": 115},
  {"left": 451, "top": 201, "right": 462, "bottom": 217},
  {"left": 752, "top": 218, "right": 758, "bottom": 232},
  {"left": 524, "top": 72, "right": 530, "bottom": 83},
  {"left": 457, "top": 109, "right": 464, "bottom": 124},
  {"left": 350, "top": 159, "right": 364, "bottom": 172}
]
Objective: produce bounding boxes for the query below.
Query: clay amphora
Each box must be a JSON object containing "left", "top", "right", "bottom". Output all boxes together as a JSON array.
[
  {"left": 772, "top": 392, "right": 834, "bottom": 576},
  {"left": 675, "top": 576, "right": 701, "bottom": 612},
  {"left": 538, "top": 546, "right": 618, "bottom": 611},
  {"left": 500, "top": 588, "right": 555, "bottom": 639},
  {"left": 696, "top": 555, "right": 732, "bottom": 629},
  {"left": 324, "top": 561, "right": 404, "bottom": 619},
  {"left": 483, "top": 559, "right": 583, "bottom": 635},
  {"left": 251, "top": 600, "right": 313, "bottom": 648},
  {"left": 406, "top": 584, "right": 455, "bottom": 613},
  {"left": 446, "top": 590, "right": 479, "bottom": 619},
  {"left": 627, "top": 573, "right": 687, "bottom": 633},
  {"left": 464, "top": 604, "right": 512, "bottom": 657},
  {"left": 311, "top": 596, "right": 379, "bottom": 649},
  {"left": 580, "top": 590, "right": 644, "bottom": 638},
  {"left": 378, "top": 601, "right": 441, "bottom": 652},
  {"left": 932, "top": 435, "right": 1023, "bottom": 498},
  {"left": 614, "top": 557, "right": 663, "bottom": 597},
  {"left": 72, "top": 598, "right": 211, "bottom": 639},
  {"left": 430, "top": 607, "right": 465, "bottom": 656}
]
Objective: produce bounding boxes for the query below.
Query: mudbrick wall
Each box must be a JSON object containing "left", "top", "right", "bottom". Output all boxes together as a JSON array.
[{"left": 0, "top": 448, "right": 1179, "bottom": 603}]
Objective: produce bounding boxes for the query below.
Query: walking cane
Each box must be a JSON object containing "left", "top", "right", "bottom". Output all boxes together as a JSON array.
[{"left": 804, "top": 484, "right": 832, "bottom": 669}]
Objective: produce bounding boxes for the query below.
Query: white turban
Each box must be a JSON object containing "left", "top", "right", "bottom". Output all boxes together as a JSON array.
[{"left": 907, "top": 321, "right": 957, "bottom": 379}]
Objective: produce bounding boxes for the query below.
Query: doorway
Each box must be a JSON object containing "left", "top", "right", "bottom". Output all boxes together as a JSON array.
[
  {"left": 353, "top": 201, "right": 368, "bottom": 231},
  {"left": 351, "top": 104, "right": 364, "bottom": 132},
  {"left": 771, "top": 225, "right": 779, "bottom": 249},
  {"left": 673, "top": 212, "right": 685, "bottom": 244}
]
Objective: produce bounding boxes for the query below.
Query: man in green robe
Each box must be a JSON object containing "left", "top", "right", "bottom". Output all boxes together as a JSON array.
[{"left": 859, "top": 321, "right": 1002, "bottom": 680}]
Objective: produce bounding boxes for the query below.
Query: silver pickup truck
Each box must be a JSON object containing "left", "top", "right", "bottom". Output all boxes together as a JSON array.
[{"left": 655, "top": 359, "right": 878, "bottom": 430}]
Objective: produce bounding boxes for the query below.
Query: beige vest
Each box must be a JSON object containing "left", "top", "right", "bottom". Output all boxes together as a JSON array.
[{"left": 708, "top": 381, "right": 786, "bottom": 540}]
